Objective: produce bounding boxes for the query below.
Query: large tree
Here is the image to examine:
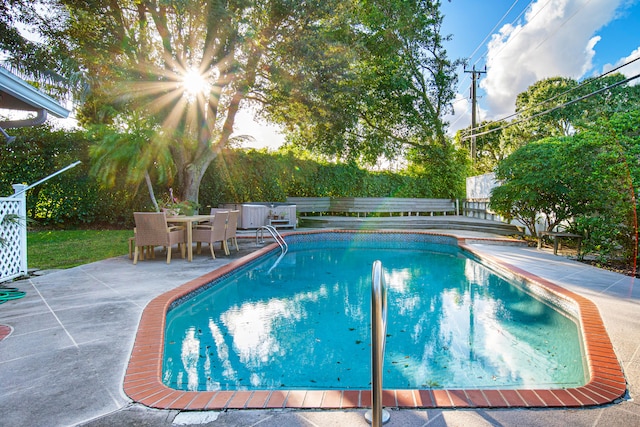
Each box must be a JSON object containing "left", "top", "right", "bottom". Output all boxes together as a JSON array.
[
  {"left": 266, "top": 0, "right": 460, "bottom": 164},
  {"left": 490, "top": 138, "right": 571, "bottom": 236},
  {"left": 455, "top": 119, "right": 510, "bottom": 174},
  {"left": 491, "top": 110, "right": 639, "bottom": 262},
  {"left": 571, "top": 73, "right": 640, "bottom": 131},
  {"left": 60, "top": 0, "right": 337, "bottom": 203},
  {"left": 498, "top": 77, "right": 579, "bottom": 151},
  {"left": 500, "top": 74, "right": 640, "bottom": 151},
  {"left": 42, "top": 0, "right": 457, "bottom": 205}
]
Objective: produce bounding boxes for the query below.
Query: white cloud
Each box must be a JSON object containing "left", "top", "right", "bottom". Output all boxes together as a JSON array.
[
  {"left": 603, "top": 46, "right": 640, "bottom": 85},
  {"left": 480, "top": 0, "right": 623, "bottom": 117}
]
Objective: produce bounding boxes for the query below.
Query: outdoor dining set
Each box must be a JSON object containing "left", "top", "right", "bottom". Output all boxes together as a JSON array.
[{"left": 129, "top": 209, "right": 240, "bottom": 264}]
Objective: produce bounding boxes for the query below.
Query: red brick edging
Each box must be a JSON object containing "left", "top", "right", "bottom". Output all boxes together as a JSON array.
[{"left": 123, "top": 231, "right": 626, "bottom": 410}]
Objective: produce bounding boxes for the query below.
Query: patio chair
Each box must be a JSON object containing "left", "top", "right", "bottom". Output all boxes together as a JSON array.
[
  {"left": 128, "top": 236, "right": 154, "bottom": 260},
  {"left": 193, "top": 211, "right": 229, "bottom": 259},
  {"left": 198, "top": 207, "right": 231, "bottom": 226},
  {"left": 133, "top": 212, "right": 186, "bottom": 264},
  {"left": 225, "top": 210, "right": 240, "bottom": 253}
]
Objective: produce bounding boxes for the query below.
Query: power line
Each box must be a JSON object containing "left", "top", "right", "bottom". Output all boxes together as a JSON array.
[
  {"left": 459, "top": 71, "right": 640, "bottom": 141},
  {"left": 466, "top": 56, "right": 640, "bottom": 135},
  {"left": 454, "top": 1, "right": 533, "bottom": 94},
  {"left": 467, "top": 0, "right": 523, "bottom": 64}
]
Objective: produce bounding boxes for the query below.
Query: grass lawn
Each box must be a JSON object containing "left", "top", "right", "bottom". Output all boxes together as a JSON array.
[{"left": 28, "top": 229, "right": 133, "bottom": 270}]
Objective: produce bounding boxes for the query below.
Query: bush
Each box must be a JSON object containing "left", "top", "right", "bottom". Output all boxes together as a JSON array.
[
  {"left": 198, "top": 147, "right": 466, "bottom": 206},
  {"left": 3, "top": 128, "right": 467, "bottom": 229},
  {"left": 491, "top": 111, "right": 639, "bottom": 263},
  {"left": 0, "top": 125, "right": 150, "bottom": 228}
]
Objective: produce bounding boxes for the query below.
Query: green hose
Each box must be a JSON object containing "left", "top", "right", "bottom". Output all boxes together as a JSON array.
[{"left": 0, "top": 287, "right": 26, "bottom": 304}]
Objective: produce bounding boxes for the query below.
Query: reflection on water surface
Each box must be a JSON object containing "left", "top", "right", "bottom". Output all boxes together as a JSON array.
[{"left": 163, "top": 243, "right": 586, "bottom": 391}]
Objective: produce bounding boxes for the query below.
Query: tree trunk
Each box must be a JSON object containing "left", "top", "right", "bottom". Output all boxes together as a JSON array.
[
  {"left": 177, "top": 50, "right": 261, "bottom": 206},
  {"left": 145, "top": 171, "right": 160, "bottom": 211},
  {"left": 179, "top": 147, "right": 221, "bottom": 205},
  {"left": 182, "top": 163, "right": 203, "bottom": 204}
]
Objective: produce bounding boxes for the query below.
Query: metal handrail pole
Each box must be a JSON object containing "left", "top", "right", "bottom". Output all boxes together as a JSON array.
[
  {"left": 9, "top": 161, "right": 82, "bottom": 198},
  {"left": 257, "top": 225, "right": 288, "bottom": 255},
  {"left": 365, "top": 260, "right": 390, "bottom": 426},
  {"left": 263, "top": 226, "right": 281, "bottom": 250},
  {"left": 264, "top": 225, "right": 288, "bottom": 254},
  {"left": 259, "top": 225, "right": 288, "bottom": 273},
  {"left": 255, "top": 228, "right": 264, "bottom": 245}
]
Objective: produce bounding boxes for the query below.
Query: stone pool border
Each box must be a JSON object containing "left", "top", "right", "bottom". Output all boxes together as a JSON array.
[{"left": 123, "top": 230, "right": 627, "bottom": 410}]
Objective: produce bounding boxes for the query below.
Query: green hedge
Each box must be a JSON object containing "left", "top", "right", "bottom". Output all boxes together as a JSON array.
[
  {"left": 1, "top": 127, "right": 466, "bottom": 229},
  {"left": 0, "top": 126, "right": 150, "bottom": 228},
  {"left": 198, "top": 148, "right": 459, "bottom": 208}
]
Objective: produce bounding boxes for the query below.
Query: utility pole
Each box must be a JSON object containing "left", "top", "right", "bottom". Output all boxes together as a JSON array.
[{"left": 464, "top": 66, "right": 486, "bottom": 162}]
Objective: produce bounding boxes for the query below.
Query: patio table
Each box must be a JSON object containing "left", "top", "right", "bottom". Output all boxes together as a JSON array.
[{"left": 166, "top": 214, "right": 215, "bottom": 262}]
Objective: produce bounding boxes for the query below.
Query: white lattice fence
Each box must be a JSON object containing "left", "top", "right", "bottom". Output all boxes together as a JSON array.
[{"left": 1, "top": 184, "right": 27, "bottom": 283}]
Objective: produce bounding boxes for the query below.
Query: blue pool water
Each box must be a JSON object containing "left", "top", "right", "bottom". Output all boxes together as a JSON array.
[{"left": 163, "top": 233, "right": 587, "bottom": 392}]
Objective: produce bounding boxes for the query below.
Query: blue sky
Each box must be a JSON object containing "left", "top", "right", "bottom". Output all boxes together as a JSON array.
[{"left": 440, "top": 0, "right": 640, "bottom": 133}]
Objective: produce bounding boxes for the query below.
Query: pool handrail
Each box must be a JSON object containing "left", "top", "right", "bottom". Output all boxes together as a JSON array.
[
  {"left": 256, "top": 225, "right": 288, "bottom": 255},
  {"left": 256, "top": 225, "right": 289, "bottom": 274},
  {"left": 365, "top": 260, "right": 390, "bottom": 426}
]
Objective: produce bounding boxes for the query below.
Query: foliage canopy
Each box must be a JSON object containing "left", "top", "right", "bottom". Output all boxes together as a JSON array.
[
  {"left": 1, "top": 126, "right": 461, "bottom": 229},
  {"left": 491, "top": 110, "right": 640, "bottom": 262},
  {"left": 3, "top": 0, "right": 457, "bottom": 206},
  {"left": 457, "top": 74, "right": 640, "bottom": 174}
]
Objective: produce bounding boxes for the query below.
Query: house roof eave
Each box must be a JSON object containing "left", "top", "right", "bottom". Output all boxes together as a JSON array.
[{"left": 0, "top": 66, "right": 70, "bottom": 119}]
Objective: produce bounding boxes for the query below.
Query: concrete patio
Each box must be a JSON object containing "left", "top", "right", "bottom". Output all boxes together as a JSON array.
[{"left": 1, "top": 230, "right": 639, "bottom": 426}]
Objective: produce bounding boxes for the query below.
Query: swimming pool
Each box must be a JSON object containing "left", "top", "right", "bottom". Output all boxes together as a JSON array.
[
  {"left": 124, "top": 230, "right": 626, "bottom": 410},
  {"left": 162, "top": 233, "right": 586, "bottom": 392}
]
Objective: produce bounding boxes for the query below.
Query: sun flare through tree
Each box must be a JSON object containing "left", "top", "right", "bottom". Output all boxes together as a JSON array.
[{"left": 54, "top": 0, "right": 457, "bottom": 206}]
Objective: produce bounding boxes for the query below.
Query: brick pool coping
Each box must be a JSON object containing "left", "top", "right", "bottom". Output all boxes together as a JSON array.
[{"left": 123, "top": 230, "right": 627, "bottom": 410}]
